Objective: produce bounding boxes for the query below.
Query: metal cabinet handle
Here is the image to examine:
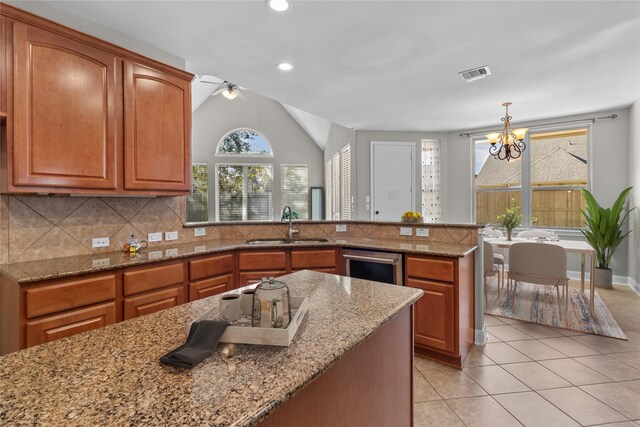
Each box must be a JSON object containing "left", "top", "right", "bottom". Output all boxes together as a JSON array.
[{"left": 343, "top": 254, "right": 397, "bottom": 265}]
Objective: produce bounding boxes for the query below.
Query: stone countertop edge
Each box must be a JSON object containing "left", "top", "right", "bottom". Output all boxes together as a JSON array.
[
  {"left": 0, "top": 238, "right": 478, "bottom": 285},
  {"left": 183, "top": 220, "right": 486, "bottom": 228},
  {"left": 0, "top": 271, "right": 425, "bottom": 427}
]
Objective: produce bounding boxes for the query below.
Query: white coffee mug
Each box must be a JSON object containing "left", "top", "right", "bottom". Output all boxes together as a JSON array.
[
  {"left": 240, "top": 289, "right": 256, "bottom": 317},
  {"left": 219, "top": 294, "right": 241, "bottom": 322}
]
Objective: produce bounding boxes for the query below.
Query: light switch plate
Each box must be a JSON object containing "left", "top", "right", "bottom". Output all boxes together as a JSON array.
[
  {"left": 148, "top": 232, "right": 163, "bottom": 243},
  {"left": 92, "top": 258, "right": 110, "bottom": 268},
  {"left": 91, "top": 237, "right": 109, "bottom": 248},
  {"left": 165, "top": 248, "right": 179, "bottom": 257},
  {"left": 416, "top": 228, "right": 429, "bottom": 237},
  {"left": 194, "top": 227, "right": 206, "bottom": 237},
  {"left": 165, "top": 231, "right": 178, "bottom": 241},
  {"left": 400, "top": 227, "right": 412, "bottom": 236},
  {"left": 335, "top": 224, "right": 347, "bottom": 232}
]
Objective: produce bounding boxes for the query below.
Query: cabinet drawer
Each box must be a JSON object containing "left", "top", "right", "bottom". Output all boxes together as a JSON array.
[
  {"left": 238, "top": 251, "right": 286, "bottom": 271},
  {"left": 291, "top": 249, "right": 336, "bottom": 269},
  {"left": 406, "top": 256, "right": 455, "bottom": 283},
  {"left": 124, "top": 262, "right": 184, "bottom": 296},
  {"left": 407, "top": 278, "right": 455, "bottom": 354},
  {"left": 25, "top": 302, "right": 116, "bottom": 348},
  {"left": 238, "top": 270, "right": 286, "bottom": 287},
  {"left": 25, "top": 274, "right": 116, "bottom": 319},
  {"left": 124, "top": 285, "right": 185, "bottom": 320},
  {"left": 189, "top": 253, "right": 234, "bottom": 281},
  {"left": 189, "top": 274, "right": 233, "bottom": 301}
]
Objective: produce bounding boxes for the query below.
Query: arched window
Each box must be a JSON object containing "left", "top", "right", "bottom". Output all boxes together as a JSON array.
[{"left": 216, "top": 128, "right": 273, "bottom": 156}]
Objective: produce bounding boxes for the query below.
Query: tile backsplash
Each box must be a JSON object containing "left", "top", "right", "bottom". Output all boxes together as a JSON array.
[{"left": 0, "top": 195, "right": 477, "bottom": 264}]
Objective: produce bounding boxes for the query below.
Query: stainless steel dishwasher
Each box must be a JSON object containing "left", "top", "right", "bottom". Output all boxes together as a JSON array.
[{"left": 342, "top": 249, "right": 403, "bottom": 285}]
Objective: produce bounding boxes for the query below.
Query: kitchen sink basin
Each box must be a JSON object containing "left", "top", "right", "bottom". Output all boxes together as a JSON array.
[{"left": 245, "top": 238, "right": 329, "bottom": 245}]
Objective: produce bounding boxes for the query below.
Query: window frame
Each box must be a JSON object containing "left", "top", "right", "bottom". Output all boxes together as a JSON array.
[
  {"left": 214, "top": 127, "right": 275, "bottom": 158},
  {"left": 214, "top": 162, "right": 274, "bottom": 222},
  {"left": 472, "top": 122, "right": 593, "bottom": 234}
]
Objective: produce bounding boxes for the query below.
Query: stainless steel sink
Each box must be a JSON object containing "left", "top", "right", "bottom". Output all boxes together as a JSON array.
[{"left": 245, "top": 238, "right": 329, "bottom": 245}]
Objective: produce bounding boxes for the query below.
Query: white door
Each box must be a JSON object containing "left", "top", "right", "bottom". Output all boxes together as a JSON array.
[{"left": 371, "top": 141, "right": 415, "bottom": 221}]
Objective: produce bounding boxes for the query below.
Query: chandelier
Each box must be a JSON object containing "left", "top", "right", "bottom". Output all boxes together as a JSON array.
[{"left": 486, "top": 102, "right": 528, "bottom": 161}]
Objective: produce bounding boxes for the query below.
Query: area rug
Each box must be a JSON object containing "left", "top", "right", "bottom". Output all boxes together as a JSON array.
[{"left": 484, "top": 279, "right": 627, "bottom": 339}]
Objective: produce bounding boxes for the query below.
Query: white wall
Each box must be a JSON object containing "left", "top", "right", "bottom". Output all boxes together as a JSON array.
[
  {"left": 5, "top": 0, "right": 185, "bottom": 69},
  {"left": 629, "top": 101, "right": 640, "bottom": 290},
  {"left": 353, "top": 131, "right": 449, "bottom": 220},
  {"left": 445, "top": 108, "right": 632, "bottom": 277},
  {"left": 191, "top": 91, "right": 324, "bottom": 221}
]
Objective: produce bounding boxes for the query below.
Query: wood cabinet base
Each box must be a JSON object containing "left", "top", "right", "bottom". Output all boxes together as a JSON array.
[{"left": 259, "top": 307, "right": 413, "bottom": 427}]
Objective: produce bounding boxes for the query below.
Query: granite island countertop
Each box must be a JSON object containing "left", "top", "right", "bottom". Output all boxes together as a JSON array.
[
  {"left": 0, "top": 270, "right": 423, "bottom": 426},
  {"left": 0, "top": 237, "right": 477, "bottom": 284}
]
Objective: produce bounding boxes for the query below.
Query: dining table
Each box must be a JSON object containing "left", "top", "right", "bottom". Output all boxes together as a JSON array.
[{"left": 484, "top": 237, "right": 597, "bottom": 312}]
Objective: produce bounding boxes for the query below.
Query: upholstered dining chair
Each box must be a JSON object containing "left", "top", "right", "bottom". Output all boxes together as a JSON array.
[
  {"left": 483, "top": 241, "right": 504, "bottom": 305},
  {"left": 516, "top": 229, "right": 559, "bottom": 240},
  {"left": 508, "top": 242, "right": 569, "bottom": 319}
]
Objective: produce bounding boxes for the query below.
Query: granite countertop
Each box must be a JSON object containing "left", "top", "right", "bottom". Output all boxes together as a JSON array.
[
  {"left": 0, "top": 237, "right": 477, "bottom": 284},
  {"left": 0, "top": 270, "right": 423, "bottom": 426}
]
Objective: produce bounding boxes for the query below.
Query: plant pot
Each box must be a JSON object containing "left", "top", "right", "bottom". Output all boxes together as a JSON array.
[{"left": 593, "top": 267, "right": 614, "bottom": 289}]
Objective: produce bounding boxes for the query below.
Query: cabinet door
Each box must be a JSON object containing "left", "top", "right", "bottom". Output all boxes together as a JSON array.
[
  {"left": 25, "top": 302, "right": 116, "bottom": 348},
  {"left": 12, "top": 22, "right": 118, "bottom": 189},
  {"left": 123, "top": 285, "right": 185, "bottom": 320},
  {"left": 123, "top": 61, "right": 191, "bottom": 192},
  {"left": 189, "top": 274, "right": 233, "bottom": 301},
  {"left": 407, "top": 278, "right": 455, "bottom": 354},
  {"left": 291, "top": 249, "right": 337, "bottom": 270}
]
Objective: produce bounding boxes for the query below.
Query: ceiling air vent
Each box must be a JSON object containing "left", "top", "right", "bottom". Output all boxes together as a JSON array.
[{"left": 458, "top": 66, "right": 491, "bottom": 82}]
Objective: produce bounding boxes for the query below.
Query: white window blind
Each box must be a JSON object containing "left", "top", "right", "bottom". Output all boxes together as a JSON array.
[
  {"left": 281, "top": 164, "right": 309, "bottom": 220},
  {"left": 332, "top": 152, "right": 341, "bottom": 220},
  {"left": 216, "top": 164, "right": 273, "bottom": 221},
  {"left": 421, "top": 140, "right": 441, "bottom": 223},
  {"left": 341, "top": 145, "right": 351, "bottom": 220},
  {"left": 325, "top": 160, "right": 332, "bottom": 220}
]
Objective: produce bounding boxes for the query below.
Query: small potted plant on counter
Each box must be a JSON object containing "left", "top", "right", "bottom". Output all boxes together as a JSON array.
[
  {"left": 496, "top": 199, "right": 521, "bottom": 241},
  {"left": 580, "top": 187, "right": 635, "bottom": 289}
]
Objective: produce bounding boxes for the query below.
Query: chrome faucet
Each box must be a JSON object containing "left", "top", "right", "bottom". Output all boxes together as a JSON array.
[{"left": 281, "top": 205, "right": 299, "bottom": 240}]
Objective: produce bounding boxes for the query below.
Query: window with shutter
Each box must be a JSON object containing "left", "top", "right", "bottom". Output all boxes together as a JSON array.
[
  {"left": 325, "top": 160, "right": 332, "bottom": 220},
  {"left": 281, "top": 165, "right": 309, "bottom": 220},
  {"left": 186, "top": 163, "right": 209, "bottom": 222},
  {"left": 341, "top": 145, "right": 351, "bottom": 220},
  {"left": 332, "top": 153, "right": 341, "bottom": 220},
  {"left": 216, "top": 164, "right": 273, "bottom": 221}
]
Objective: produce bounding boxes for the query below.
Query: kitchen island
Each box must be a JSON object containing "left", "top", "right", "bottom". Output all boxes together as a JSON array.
[{"left": 0, "top": 270, "right": 423, "bottom": 426}]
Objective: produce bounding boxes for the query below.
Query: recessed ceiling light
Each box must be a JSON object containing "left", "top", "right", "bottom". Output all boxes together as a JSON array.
[
  {"left": 268, "top": 0, "right": 290, "bottom": 12},
  {"left": 277, "top": 62, "right": 294, "bottom": 71}
]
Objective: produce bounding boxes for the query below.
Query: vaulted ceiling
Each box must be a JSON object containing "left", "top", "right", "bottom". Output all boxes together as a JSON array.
[{"left": 42, "top": 1, "right": 640, "bottom": 132}]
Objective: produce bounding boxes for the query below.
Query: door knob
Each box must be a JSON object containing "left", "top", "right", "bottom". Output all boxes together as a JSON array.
[{"left": 375, "top": 211, "right": 380, "bottom": 215}]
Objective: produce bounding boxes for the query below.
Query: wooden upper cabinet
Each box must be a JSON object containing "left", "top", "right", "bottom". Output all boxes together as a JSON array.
[
  {"left": 11, "top": 22, "right": 117, "bottom": 189},
  {"left": 123, "top": 61, "right": 191, "bottom": 192}
]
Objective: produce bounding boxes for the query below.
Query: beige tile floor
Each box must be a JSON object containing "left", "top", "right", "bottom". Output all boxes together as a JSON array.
[{"left": 414, "top": 283, "right": 640, "bottom": 426}]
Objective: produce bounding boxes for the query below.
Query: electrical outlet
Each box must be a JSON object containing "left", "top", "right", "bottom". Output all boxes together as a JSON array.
[
  {"left": 148, "top": 232, "right": 163, "bottom": 243},
  {"left": 148, "top": 250, "right": 162, "bottom": 260},
  {"left": 165, "top": 248, "right": 179, "bottom": 257},
  {"left": 400, "top": 227, "right": 412, "bottom": 236},
  {"left": 336, "top": 224, "right": 347, "bottom": 232},
  {"left": 91, "top": 237, "right": 109, "bottom": 248},
  {"left": 416, "top": 228, "right": 430, "bottom": 237},
  {"left": 194, "top": 227, "right": 206, "bottom": 237},
  {"left": 165, "top": 231, "right": 178, "bottom": 241},
  {"left": 92, "top": 258, "right": 110, "bottom": 268}
]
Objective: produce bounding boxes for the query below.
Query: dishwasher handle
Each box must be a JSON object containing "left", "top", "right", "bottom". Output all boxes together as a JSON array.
[{"left": 343, "top": 254, "right": 398, "bottom": 265}]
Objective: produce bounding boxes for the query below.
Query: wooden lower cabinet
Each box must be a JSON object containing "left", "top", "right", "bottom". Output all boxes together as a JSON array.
[
  {"left": 25, "top": 302, "right": 116, "bottom": 348},
  {"left": 406, "top": 253, "right": 475, "bottom": 368},
  {"left": 189, "top": 274, "right": 233, "bottom": 301},
  {"left": 124, "top": 285, "right": 185, "bottom": 320},
  {"left": 407, "top": 278, "right": 455, "bottom": 353}
]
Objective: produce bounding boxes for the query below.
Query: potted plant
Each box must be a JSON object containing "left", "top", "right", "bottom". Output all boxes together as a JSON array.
[
  {"left": 580, "top": 187, "right": 635, "bottom": 289},
  {"left": 496, "top": 199, "right": 521, "bottom": 240}
]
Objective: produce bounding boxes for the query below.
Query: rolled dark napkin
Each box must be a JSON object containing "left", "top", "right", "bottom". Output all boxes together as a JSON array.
[{"left": 160, "top": 320, "right": 229, "bottom": 369}]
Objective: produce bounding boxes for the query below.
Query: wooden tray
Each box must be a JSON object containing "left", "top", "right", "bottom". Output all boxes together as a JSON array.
[{"left": 197, "top": 296, "right": 309, "bottom": 347}]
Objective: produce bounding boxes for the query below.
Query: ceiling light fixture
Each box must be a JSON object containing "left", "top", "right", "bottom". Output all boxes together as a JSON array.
[
  {"left": 268, "top": 0, "right": 290, "bottom": 12},
  {"left": 222, "top": 87, "right": 238, "bottom": 100},
  {"left": 486, "top": 102, "right": 528, "bottom": 162},
  {"left": 277, "top": 62, "right": 293, "bottom": 71}
]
